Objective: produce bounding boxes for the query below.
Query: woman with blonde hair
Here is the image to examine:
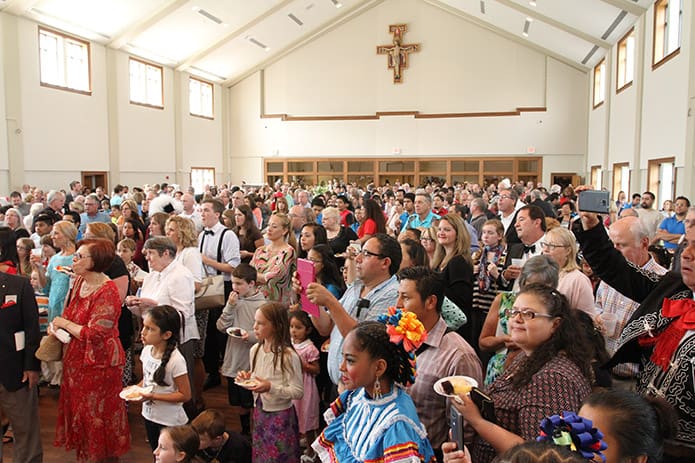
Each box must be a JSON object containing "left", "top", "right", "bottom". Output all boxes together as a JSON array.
[
  {"left": 166, "top": 215, "right": 208, "bottom": 414},
  {"left": 32, "top": 220, "right": 78, "bottom": 386},
  {"left": 419, "top": 225, "right": 438, "bottom": 268},
  {"left": 431, "top": 213, "right": 475, "bottom": 340},
  {"left": 540, "top": 227, "right": 595, "bottom": 314},
  {"left": 250, "top": 213, "right": 297, "bottom": 305}
]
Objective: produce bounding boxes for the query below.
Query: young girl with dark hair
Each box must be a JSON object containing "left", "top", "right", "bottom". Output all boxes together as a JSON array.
[
  {"left": 308, "top": 244, "right": 345, "bottom": 299},
  {"left": 579, "top": 390, "right": 677, "bottom": 463},
  {"left": 129, "top": 305, "right": 191, "bottom": 451},
  {"left": 235, "top": 302, "right": 304, "bottom": 461},
  {"left": 289, "top": 310, "right": 321, "bottom": 456},
  {"left": 312, "top": 310, "right": 435, "bottom": 462}
]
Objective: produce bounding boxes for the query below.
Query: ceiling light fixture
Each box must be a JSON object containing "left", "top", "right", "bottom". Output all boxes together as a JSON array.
[
  {"left": 529, "top": 1, "right": 537, "bottom": 6},
  {"left": 480, "top": 0, "right": 485, "bottom": 14},
  {"left": 330, "top": 0, "right": 343, "bottom": 8},
  {"left": 288, "top": 13, "right": 304, "bottom": 26},
  {"left": 196, "top": 8, "right": 223, "bottom": 25},
  {"left": 522, "top": 17, "right": 532, "bottom": 37},
  {"left": 247, "top": 37, "right": 270, "bottom": 52}
]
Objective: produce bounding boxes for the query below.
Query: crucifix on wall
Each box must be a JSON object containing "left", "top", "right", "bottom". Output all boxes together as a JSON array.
[{"left": 377, "top": 24, "right": 420, "bottom": 84}]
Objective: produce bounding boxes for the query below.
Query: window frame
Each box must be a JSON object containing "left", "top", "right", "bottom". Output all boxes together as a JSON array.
[
  {"left": 612, "top": 162, "right": 630, "bottom": 202},
  {"left": 647, "top": 157, "right": 676, "bottom": 207},
  {"left": 190, "top": 167, "right": 215, "bottom": 194},
  {"left": 590, "top": 165, "right": 602, "bottom": 189},
  {"left": 592, "top": 58, "right": 606, "bottom": 109},
  {"left": 129, "top": 57, "right": 164, "bottom": 110},
  {"left": 38, "top": 26, "right": 92, "bottom": 96},
  {"left": 652, "top": 0, "right": 682, "bottom": 70},
  {"left": 616, "top": 27, "right": 635, "bottom": 94},
  {"left": 189, "top": 77, "right": 215, "bottom": 120}
]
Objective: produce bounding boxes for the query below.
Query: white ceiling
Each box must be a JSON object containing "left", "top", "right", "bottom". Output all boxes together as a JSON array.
[{"left": 0, "top": 0, "right": 650, "bottom": 84}]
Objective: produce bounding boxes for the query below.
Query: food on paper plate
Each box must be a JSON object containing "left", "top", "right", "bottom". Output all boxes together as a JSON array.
[{"left": 441, "top": 377, "right": 473, "bottom": 396}]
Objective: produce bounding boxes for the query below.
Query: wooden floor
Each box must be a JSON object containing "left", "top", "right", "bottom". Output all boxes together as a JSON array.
[{"left": 3, "top": 378, "right": 239, "bottom": 463}]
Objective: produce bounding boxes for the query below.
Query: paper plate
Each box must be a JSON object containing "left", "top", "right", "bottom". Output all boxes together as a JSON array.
[
  {"left": 433, "top": 376, "right": 478, "bottom": 398},
  {"left": 235, "top": 378, "right": 259, "bottom": 389},
  {"left": 226, "top": 327, "right": 248, "bottom": 338},
  {"left": 119, "top": 385, "right": 154, "bottom": 401}
]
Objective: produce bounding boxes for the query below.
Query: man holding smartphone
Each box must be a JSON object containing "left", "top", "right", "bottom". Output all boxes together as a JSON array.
[{"left": 301, "top": 234, "right": 401, "bottom": 400}]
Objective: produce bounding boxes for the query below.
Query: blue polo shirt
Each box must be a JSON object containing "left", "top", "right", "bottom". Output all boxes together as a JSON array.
[
  {"left": 659, "top": 215, "right": 685, "bottom": 249},
  {"left": 401, "top": 211, "right": 441, "bottom": 232}
]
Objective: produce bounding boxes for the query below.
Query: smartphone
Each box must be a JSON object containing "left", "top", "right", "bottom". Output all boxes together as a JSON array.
[
  {"left": 450, "top": 405, "right": 465, "bottom": 450},
  {"left": 470, "top": 387, "right": 496, "bottom": 424},
  {"left": 297, "top": 258, "right": 320, "bottom": 318},
  {"left": 578, "top": 190, "right": 610, "bottom": 214}
]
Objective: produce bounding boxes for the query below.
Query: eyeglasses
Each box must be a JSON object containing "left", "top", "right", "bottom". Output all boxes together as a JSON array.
[
  {"left": 504, "top": 308, "right": 555, "bottom": 321},
  {"left": 73, "top": 252, "right": 92, "bottom": 260},
  {"left": 360, "top": 249, "right": 386, "bottom": 259},
  {"left": 498, "top": 195, "right": 512, "bottom": 200},
  {"left": 540, "top": 242, "right": 568, "bottom": 250}
]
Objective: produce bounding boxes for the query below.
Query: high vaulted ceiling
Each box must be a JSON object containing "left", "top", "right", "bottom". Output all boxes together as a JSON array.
[{"left": 0, "top": 0, "right": 650, "bottom": 84}]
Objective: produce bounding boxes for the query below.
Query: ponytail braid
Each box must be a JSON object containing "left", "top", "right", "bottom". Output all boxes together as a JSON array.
[
  {"left": 145, "top": 305, "right": 182, "bottom": 387},
  {"left": 153, "top": 337, "right": 178, "bottom": 386}
]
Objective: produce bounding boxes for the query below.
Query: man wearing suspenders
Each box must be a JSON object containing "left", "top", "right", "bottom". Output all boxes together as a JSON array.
[{"left": 198, "top": 199, "right": 241, "bottom": 390}]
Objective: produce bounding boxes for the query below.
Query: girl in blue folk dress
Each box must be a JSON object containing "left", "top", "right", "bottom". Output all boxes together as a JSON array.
[{"left": 312, "top": 308, "right": 435, "bottom": 463}]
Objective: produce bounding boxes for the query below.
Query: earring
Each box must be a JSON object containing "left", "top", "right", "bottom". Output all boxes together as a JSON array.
[{"left": 373, "top": 376, "right": 382, "bottom": 400}]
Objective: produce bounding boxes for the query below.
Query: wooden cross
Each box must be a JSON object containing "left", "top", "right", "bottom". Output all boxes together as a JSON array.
[{"left": 376, "top": 24, "right": 420, "bottom": 84}]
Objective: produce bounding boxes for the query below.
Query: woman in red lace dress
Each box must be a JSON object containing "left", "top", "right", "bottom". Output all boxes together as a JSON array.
[{"left": 51, "top": 238, "right": 131, "bottom": 462}]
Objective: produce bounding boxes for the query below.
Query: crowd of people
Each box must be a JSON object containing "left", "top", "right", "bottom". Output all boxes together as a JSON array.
[{"left": 0, "top": 177, "right": 692, "bottom": 463}]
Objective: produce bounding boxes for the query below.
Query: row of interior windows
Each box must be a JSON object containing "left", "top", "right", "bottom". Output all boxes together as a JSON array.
[
  {"left": 38, "top": 27, "right": 213, "bottom": 119},
  {"left": 593, "top": 0, "right": 682, "bottom": 108}
]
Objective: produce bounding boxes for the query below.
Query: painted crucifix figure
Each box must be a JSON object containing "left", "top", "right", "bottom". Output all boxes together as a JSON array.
[{"left": 377, "top": 24, "right": 420, "bottom": 83}]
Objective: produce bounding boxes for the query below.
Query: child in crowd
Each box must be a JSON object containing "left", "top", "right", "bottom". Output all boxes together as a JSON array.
[
  {"left": 117, "top": 237, "right": 146, "bottom": 294},
  {"left": 216, "top": 263, "right": 266, "bottom": 437},
  {"left": 289, "top": 310, "right": 320, "bottom": 454},
  {"left": 312, "top": 310, "right": 435, "bottom": 463},
  {"left": 154, "top": 425, "right": 199, "bottom": 463},
  {"left": 190, "top": 409, "right": 251, "bottom": 463},
  {"left": 40, "top": 234, "right": 58, "bottom": 266},
  {"left": 236, "top": 302, "right": 303, "bottom": 461},
  {"left": 30, "top": 269, "right": 49, "bottom": 334},
  {"left": 132, "top": 305, "right": 191, "bottom": 451}
]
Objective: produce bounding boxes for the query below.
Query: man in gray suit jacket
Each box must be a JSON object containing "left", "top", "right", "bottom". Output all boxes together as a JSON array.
[{"left": 0, "top": 272, "right": 42, "bottom": 463}]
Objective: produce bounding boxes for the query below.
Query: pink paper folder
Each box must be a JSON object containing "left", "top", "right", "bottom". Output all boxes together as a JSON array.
[{"left": 297, "top": 258, "right": 320, "bottom": 318}]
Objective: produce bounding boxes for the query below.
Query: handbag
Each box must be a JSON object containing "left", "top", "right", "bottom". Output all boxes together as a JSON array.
[
  {"left": 35, "top": 334, "right": 63, "bottom": 362},
  {"left": 195, "top": 275, "right": 225, "bottom": 311},
  {"left": 195, "top": 228, "right": 229, "bottom": 311},
  {"left": 441, "top": 296, "right": 468, "bottom": 330}
]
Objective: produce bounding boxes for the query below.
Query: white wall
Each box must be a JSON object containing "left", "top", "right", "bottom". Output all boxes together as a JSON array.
[
  {"left": 586, "top": 1, "right": 694, "bottom": 199},
  {"left": 0, "top": 13, "right": 225, "bottom": 194},
  {"left": 0, "top": 15, "right": 10, "bottom": 192},
  {"left": 230, "top": 0, "right": 588, "bottom": 185}
]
